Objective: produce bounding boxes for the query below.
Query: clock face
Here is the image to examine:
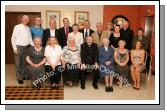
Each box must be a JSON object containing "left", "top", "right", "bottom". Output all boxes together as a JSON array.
[{"left": 112, "top": 15, "right": 129, "bottom": 29}]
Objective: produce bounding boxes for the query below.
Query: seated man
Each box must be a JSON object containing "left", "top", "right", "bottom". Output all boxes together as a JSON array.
[{"left": 80, "top": 36, "right": 99, "bottom": 90}]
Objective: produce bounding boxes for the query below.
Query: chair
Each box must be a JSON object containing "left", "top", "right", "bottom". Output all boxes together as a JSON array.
[{"left": 141, "top": 52, "right": 152, "bottom": 88}]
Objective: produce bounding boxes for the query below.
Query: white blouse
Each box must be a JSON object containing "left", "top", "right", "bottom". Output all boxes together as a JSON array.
[
  {"left": 62, "top": 46, "right": 81, "bottom": 64},
  {"left": 44, "top": 45, "right": 62, "bottom": 66},
  {"left": 68, "top": 32, "right": 83, "bottom": 48}
]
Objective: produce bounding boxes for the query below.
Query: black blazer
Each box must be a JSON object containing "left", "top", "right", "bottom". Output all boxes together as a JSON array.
[
  {"left": 79, "top": 28, "right": 94, "bottom": 39},
  {"left": 80, "top": 42, "right": 99, "bottom": 64},
  {"left": 42, "top": 28, "right": 61, "bottom": 47},
  {"left": 58, "top": 26, "right": 72, "bottom": 48}
]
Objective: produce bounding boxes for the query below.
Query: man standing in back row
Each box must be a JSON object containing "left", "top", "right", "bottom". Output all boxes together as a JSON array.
[
  {"left": 79, "top": 20, "right": 94, "bottom": 41},
  {"left": 120, "top": 21, "right": 134, "bottom": 50},
  {"left": 58, "top": 18, "right": 72, "bottom": 48},
  {"left": 11, "top": 15, "right": 34, "bottom": 84},
  {"left": 42, "top": 19, "right": 60, "bottom": 47}
]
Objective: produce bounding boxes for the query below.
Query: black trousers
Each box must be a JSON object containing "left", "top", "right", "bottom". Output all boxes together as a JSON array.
[
  {"left": 80, "top": 65, "right": 99, "bottom": 86},
  {"left": 45, "top": 65, "right": 61, "bottom": 85}
]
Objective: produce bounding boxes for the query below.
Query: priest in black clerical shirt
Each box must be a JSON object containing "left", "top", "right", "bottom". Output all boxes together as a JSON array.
[{"left": 120, "top": 22, "right": 134, "bottom": 50}]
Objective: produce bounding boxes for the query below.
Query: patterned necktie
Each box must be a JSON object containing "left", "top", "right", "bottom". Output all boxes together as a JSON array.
[{"left": 65, "top": 27, "right": 69, "bottom": 38}]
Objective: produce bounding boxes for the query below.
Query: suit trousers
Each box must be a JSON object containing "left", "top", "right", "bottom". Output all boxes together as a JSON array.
[
  {"left": 14, "top": 45, "right": 29, "bottom": 80},
  {"left": 80, "top": 65, "right": 99, "bottom": 86}
]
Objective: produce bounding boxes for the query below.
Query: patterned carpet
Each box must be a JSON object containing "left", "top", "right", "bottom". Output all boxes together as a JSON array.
[{"left": 5, "top": 86, "right": 64, "bottom": 100}]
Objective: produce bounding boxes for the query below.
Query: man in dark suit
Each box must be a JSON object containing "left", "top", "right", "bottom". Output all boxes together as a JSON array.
[
  {"left": 80, "top": 36, "right": 99, "bottom": 90},
  {"left": 58, "top": 18, "right": 72, "bottom": 48},
  {"left": 79, "top": 20, "right": 94, "bottom": 41},
  {"left": 120, "top": 22, "right": 134, "bottom": 50},
  {"left": 42, "top": 19, "right": 61, "bottom": 47}
]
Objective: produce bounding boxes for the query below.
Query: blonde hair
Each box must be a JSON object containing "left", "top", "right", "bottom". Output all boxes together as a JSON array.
[
  {"left": 118, "top": 40, "right": 126, "bottom": 46},
  {"left": 46, "top": 36, "right": 59, "bottom": 46}
]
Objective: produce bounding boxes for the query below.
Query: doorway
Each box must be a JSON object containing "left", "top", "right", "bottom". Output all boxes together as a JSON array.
[
  {"left": 5, "top": 12, "right": 41, "bottom": 64},
  {"left": 144, "top": 16, "right": 155, "bottom": 73},
  {"left": 144, "top": 16, "right": 154, "bottom": 55}
]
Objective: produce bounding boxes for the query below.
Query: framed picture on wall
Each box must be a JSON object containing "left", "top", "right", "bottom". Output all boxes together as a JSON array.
[
  {"left": 46, "top": 10, "right": 60, "bottom": 28},
  {"left": 75, "top": 11, "right": 89, "bottom": 29},
  {"left": 111, "top": 15, "right": 129, "bottom": 29}
]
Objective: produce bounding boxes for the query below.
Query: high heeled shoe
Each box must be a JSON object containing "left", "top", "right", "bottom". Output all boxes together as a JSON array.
[
  {"left": 119, "top": 83, "right": 123, "bottom": 89},
  {"left": 135, "top": 88, "right": 140, "bottom": 90}
]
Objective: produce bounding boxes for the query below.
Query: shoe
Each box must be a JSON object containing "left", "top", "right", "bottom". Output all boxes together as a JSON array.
[
  {"left": 65, "top": 81, "right": 70, "bottom": 85},
  {"left": 69, "top": 82, "right": 72, "bottom": 87},
  {"left": 18, "top": 80, "right": 24, "bottom": 84},
  {"left": 119, "top": 83, "right": 123, "bottom": 89},
  {"left": 133, "top": 87, "right": 136, "bottom": 89},
  {"left": 32, "top": 85, "right": 36, "bottom": 90},
  {"left": 105, "top": 87, "right": 109, "bottom": 92},
  {"left": 81, "top": 84, "right": 85, "bottom": 89},
  {"left": 109, "top": 86, "right": 113, "bottom": 92},
  {"left": 50, "top": 86, "right": 54, "bottom": 90},
  {"left": 37, "top": 84, "right": 41, "bottom": 90},
  {"left": 93, "top": 84, "right": 98, "bottom": 89},
  {"left": 55, "top": 86, "right": 59, "bottom": 90},
  {"left": 136, "top": 88, "right": 140, "bottom": 90}
]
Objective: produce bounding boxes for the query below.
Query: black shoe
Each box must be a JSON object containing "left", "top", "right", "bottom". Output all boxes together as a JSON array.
[
  {"left": 55, "top": 86, "right": 59, "bottom": 90},
  {"left": 32, "top": 85, "right": 36, "bottom": 90},
  {"left": 105, "top": 87, "right": 109, "bottom": 92},
  {"left": 50, "top": 86, "right": 54, "bottom": 90},
  {"left": 81, "top": 84, "right": 85, "bottom": 89},
  {"left": 109, "top": 86, "right": 113, "bottom": 92},
  {"left": 37, "top": 84, "right": 41, "bottom": 90},
  {"left": 93, "top": 84, "right": 98, "bottom": 89},
  {"left": 18, "top": 80, "right": 24, "bottom": 84}
]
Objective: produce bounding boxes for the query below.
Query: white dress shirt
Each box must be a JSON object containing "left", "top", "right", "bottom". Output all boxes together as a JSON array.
[
  {"left": 50, "top": 29, "right": 55, "bottom": 37},
  {"left": 104, "top": 46, "right": 108, "bottom": 52},
  {"left": 11, "top": 23, "right": 34, "bottom": 51},
  {"left": 68, "top": 32, "right": 83, "bottom": 48},
  {"left": 84, "top": 28, "right": 90, "bottom": 37},
  {"left": 44, "top": 45, "right": 62, "bottom": 66}
]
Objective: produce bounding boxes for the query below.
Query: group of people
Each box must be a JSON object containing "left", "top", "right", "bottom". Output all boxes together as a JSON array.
[{"left": 11, "top": 15, "right": 147, "bottom": 92}]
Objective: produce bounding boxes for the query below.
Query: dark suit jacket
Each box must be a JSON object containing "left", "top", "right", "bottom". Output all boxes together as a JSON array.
[
  {"left": 79, "top": 28, "right": 94, "bottom": 40},
  {"left": 120, "top": 28, "right": 134, "bottom": 50},
  {"left": 81, "top": 42, "right": 99, "bottom": 64},
  {"left": 42, "top": 28, "right": 60, "bottom": 47},
  {"left": 58, "top": 26, "right": 72, "bottom": 48}
]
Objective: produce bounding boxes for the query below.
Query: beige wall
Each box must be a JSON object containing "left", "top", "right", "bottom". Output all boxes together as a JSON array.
[{"left": 5, "top": 5, "right": 103, "bottom": 30}]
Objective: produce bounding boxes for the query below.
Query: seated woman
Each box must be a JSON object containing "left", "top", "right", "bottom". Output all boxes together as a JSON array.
[
  {"left": 26, "top": 37, "right": 46, "bottom": 90},
  {"left": 130, "top": 41, "right": 145, "bottom": 90},
  {"left": 44, "top": 36, "right": 62, "bottom": 90},
  {"left": 114, "top": 40, "right": 129, "bottom": 89},
  {"left": 62, "top": 37, "right": 81, "bottom": 87},
  {"left": 99, "top": 37, "right": 114, "bottom": 92}
]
